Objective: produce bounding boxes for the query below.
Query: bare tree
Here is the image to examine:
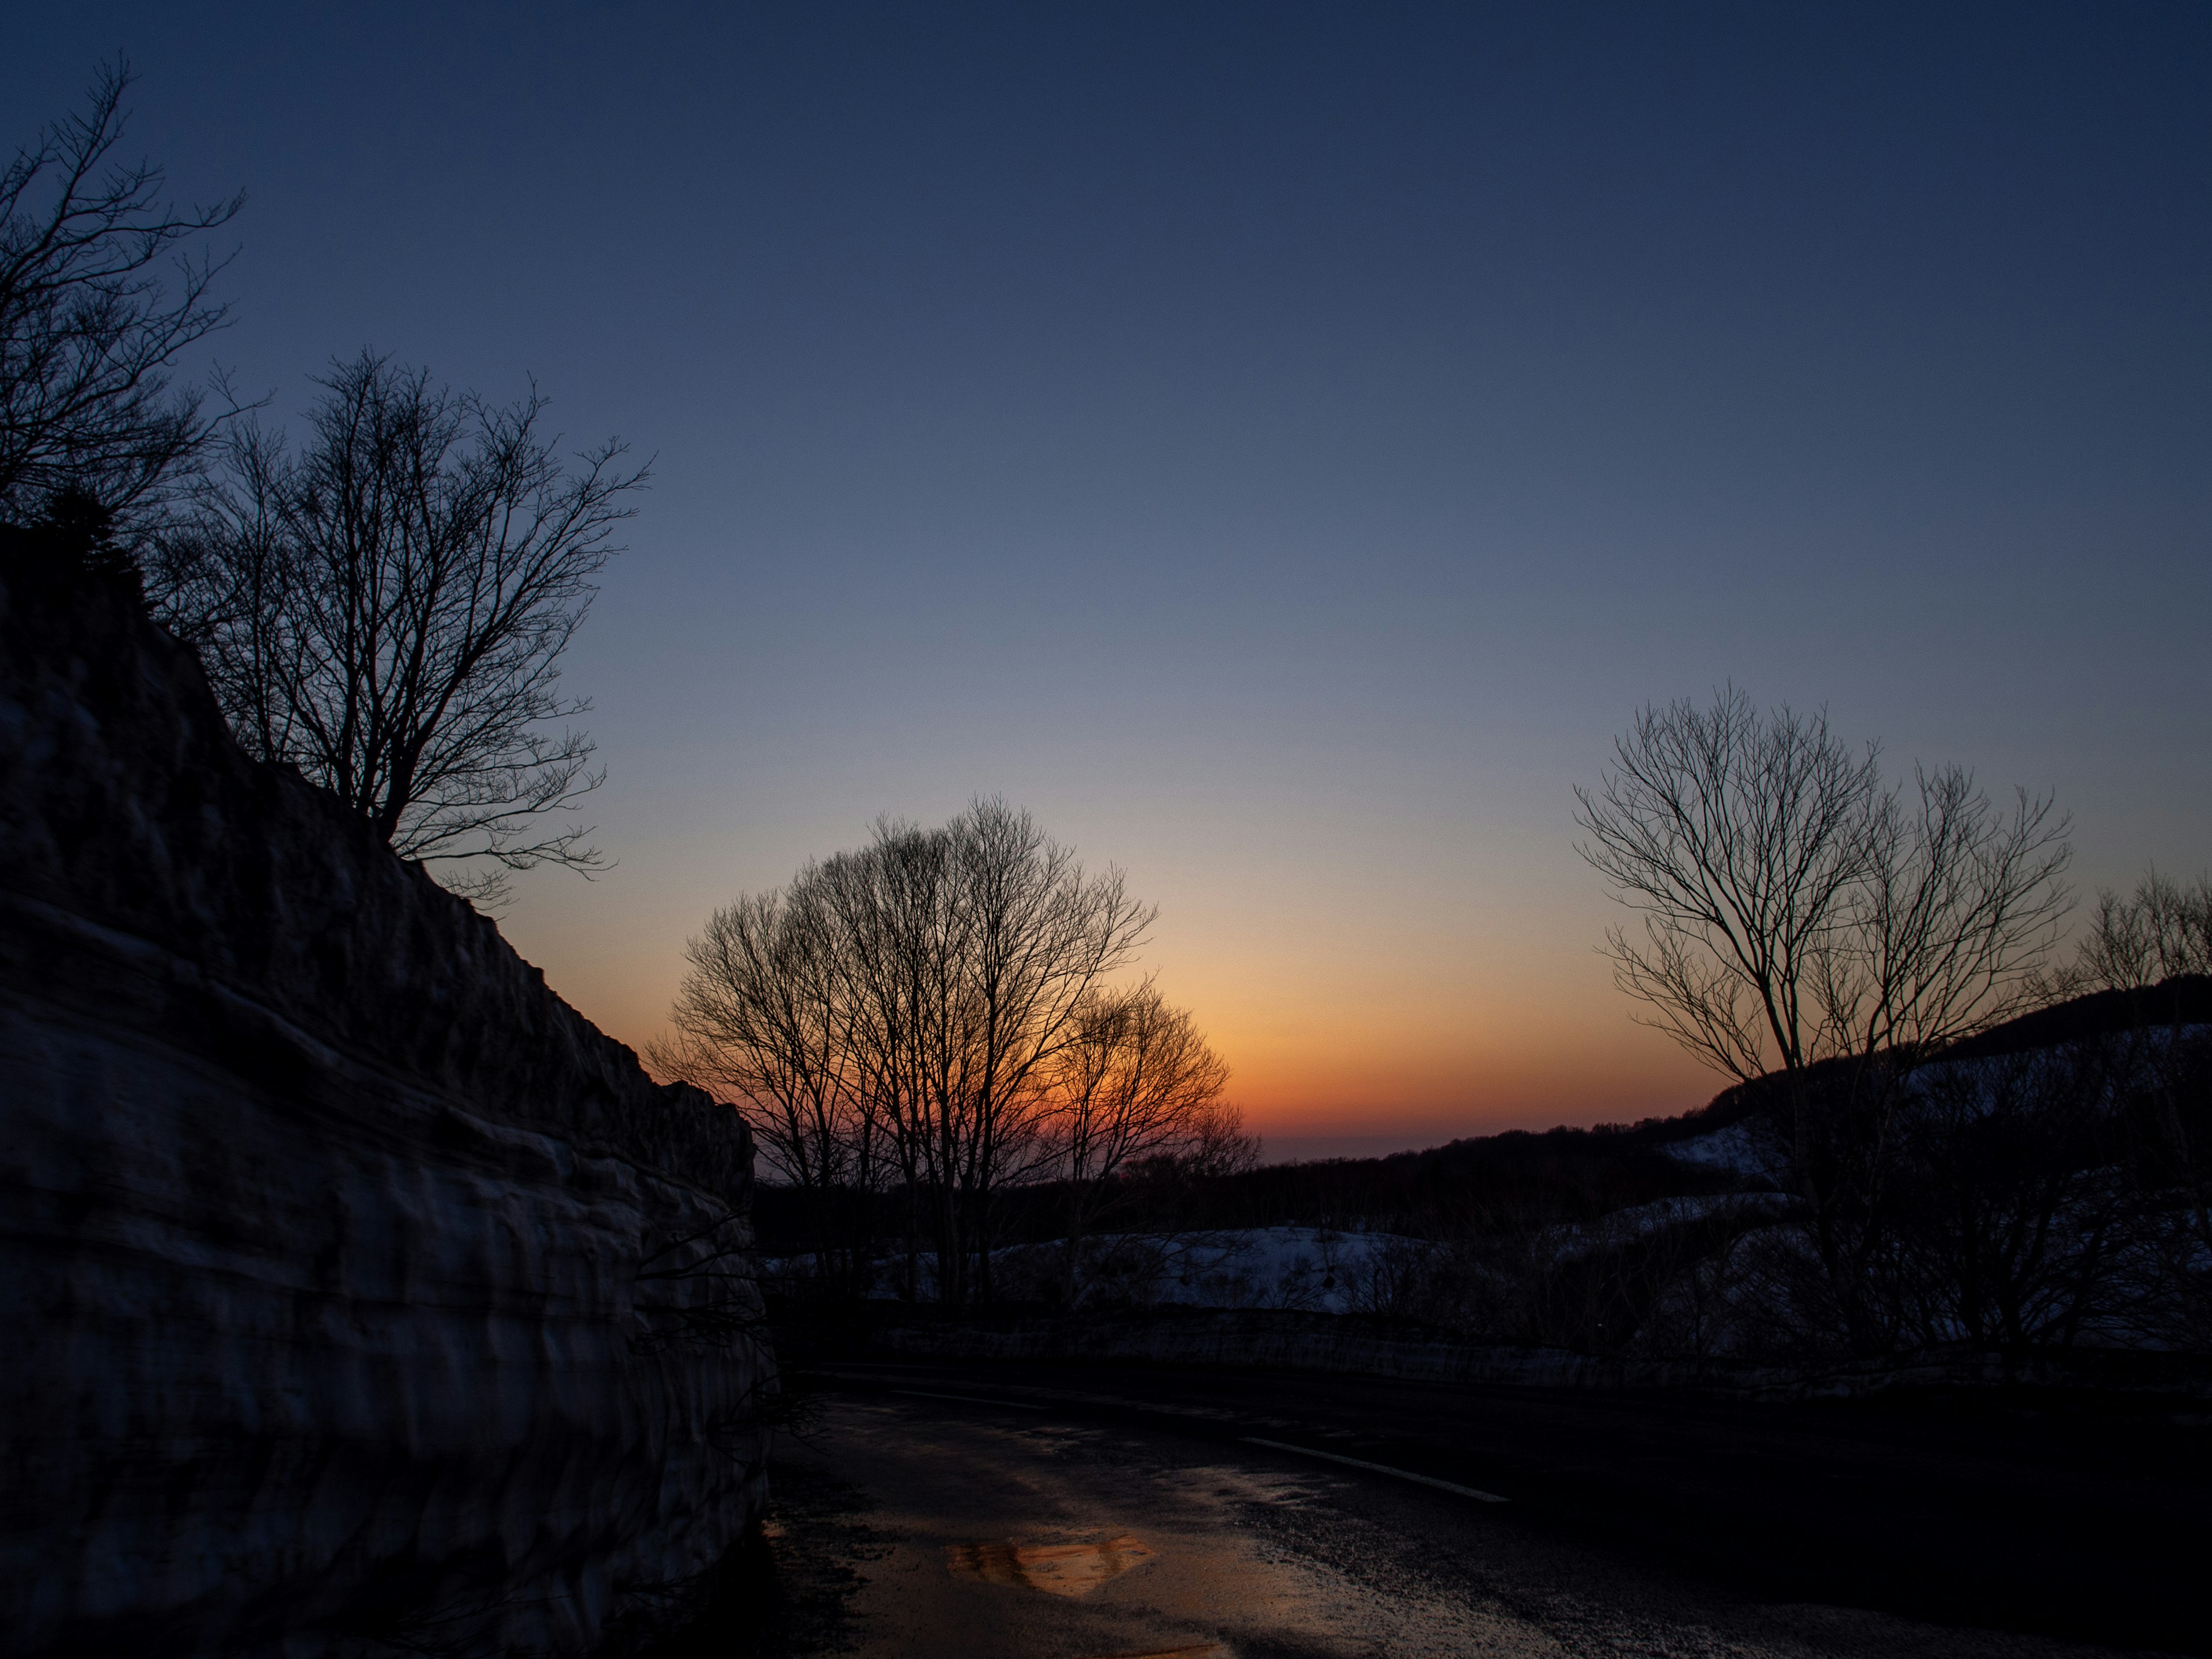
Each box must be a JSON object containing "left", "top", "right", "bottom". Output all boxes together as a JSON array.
[
  {"left": 1575, "top": 685, "right": 1880, "bottom": 1083},
  {"left": 946, "top": 802, "right": 1156, "bottom": 1299},
  {"left": 1575, "top": 685, "right": 2072, "bottom": 1353},
  {"left": 1044, "top": 982, "right": 1233, "bottom": 1301},
  {"left": 820, "top": 819, "right": 961, "bottom": 1301},
  {"left": 658, "top": 801, "right": 1163, "bottom": 1304},
  {"left": 158, "top": 352, "right": 647, "bottom": 905},
  {"left": 1, "top": 60, "right": 240, "bottom": 530},
  {"left": 1577, "top": 686, "right": 2071, "bottom": 1081},
  {"left": 1815, "top": 763, "right": 2074, "bottom": 1065},
  {"left": 2075, "top": 871, "right": 2212, "bottom": 992}
]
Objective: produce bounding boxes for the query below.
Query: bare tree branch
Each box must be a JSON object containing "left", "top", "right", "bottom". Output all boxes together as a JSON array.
[
  {"left": 658, "top": 801, "right": 1168, "bottom": 1305},
  {"left": 2074, "top": 870, "right": 2212, "bottom": 991},
  {"left": 1575, "top": 685, "right": 2073, "bottom": 1356},
  {"left": 155, "top": 352, "right": 648, "bottom": 904},
  {"left": 1574, "top": 684, "right": 1883, "bottom": 1083},
  {"left": 0, "top": 60, "right": 242, "bottom": 531}
]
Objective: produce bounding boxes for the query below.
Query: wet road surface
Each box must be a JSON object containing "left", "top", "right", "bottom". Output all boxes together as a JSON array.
[{"left": 730, "top": 1361, "right": 2200, "bottom": 1658}]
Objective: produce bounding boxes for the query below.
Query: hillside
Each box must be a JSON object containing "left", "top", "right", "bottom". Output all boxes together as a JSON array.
[{"left": 760, "top": 978, "right": 2210, "bottom": 1363}]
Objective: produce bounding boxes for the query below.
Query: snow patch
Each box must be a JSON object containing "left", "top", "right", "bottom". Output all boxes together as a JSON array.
[{"left": 1660, "top": 1119, "right": 1787, "bottom": 1183}]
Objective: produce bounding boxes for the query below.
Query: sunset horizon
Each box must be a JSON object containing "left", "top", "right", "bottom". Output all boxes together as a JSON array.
[{"left": 9, "top": 8, "right": 2210, "bottom": 1656}]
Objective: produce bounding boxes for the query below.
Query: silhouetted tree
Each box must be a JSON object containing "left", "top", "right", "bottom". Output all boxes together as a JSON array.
[
  {"left": 1, "top": 61, "right": 240, "bottom": 531},
  {"left": 1576, "top": 685, "right": 2072, "bottom": 1353},
  {"left": 157, "top": 352, "right": 646, "bottom": 905},
  {"left": 2075, "top": 871, "right": 2212, "bottom": 993},
  {"left": 1575, "top": 687, "right": 2070, "bottom": 1083},
  {"left": 945, "top": 802, "right": 1156, "bottom": 1298},
  {"left": 658, "top": 801, "right": 1162, "bottom": 1303}
]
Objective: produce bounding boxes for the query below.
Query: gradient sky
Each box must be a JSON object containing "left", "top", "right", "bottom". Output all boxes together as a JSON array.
[{"left": 13, "top": 5, "right": 2210, "bottom": 1157}]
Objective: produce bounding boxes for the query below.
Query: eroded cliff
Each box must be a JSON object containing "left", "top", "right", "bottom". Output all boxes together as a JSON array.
[{"left": 0, "top": 537, "right": 771, "bottom": 1657}]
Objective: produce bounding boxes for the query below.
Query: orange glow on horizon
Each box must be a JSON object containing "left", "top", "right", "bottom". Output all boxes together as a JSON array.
[{"left": 495, "top": 827, "right": 1729, "bottom": 1158}]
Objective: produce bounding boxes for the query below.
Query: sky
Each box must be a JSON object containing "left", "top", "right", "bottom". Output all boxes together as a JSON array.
[{"left": 11, "top": 4, "right": 2210, "bottom": 1158}]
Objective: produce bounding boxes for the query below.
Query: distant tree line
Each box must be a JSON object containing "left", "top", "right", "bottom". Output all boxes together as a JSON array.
[{"left": 650, "top": 801, "right": 1251, "bottom": 1305}]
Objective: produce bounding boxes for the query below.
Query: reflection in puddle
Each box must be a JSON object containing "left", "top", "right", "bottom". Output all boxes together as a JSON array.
[{"left": 945, "top": 1535, "right": 1156, "bottom": 1597}]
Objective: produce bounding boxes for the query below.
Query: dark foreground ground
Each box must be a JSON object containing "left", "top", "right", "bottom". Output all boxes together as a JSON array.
[{"left": 662, "top": 1358, "right": 2207, "bottom": 1658}]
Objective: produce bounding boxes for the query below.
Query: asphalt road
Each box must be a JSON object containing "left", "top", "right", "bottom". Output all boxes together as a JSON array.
[{"left": 714, "top": 1359, "right": 2205, "bottom": 1658}]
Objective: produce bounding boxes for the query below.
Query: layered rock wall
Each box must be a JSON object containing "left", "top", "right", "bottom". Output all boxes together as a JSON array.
[{"left": 0, "top": 543, "right": 770, "bottom": 1657}]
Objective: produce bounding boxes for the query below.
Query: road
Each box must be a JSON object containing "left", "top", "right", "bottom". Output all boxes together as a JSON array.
[{"left": 710, "top": 1358, "right": 2205, "bottom": 1658}]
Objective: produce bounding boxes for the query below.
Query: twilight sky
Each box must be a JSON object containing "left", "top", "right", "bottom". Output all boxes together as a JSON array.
[{"left": 13, "top": 5, "right": 2210, "bottom": 1157}]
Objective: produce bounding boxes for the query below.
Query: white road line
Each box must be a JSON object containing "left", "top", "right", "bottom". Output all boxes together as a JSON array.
[
  {"left": 890, "top": 1388, "right": 1047, "bottom": 1412},
  {"left": 1241, "top": 1436, "right": 1509, "bottom": 1503}
]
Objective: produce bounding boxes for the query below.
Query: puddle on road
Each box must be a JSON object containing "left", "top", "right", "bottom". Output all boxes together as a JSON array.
[{"left": 945, "top": 1535, "right": 1155, "bottom": 1597}]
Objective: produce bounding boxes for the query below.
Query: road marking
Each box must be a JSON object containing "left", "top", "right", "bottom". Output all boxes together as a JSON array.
[
  {"left": 1241, "top": 1436, "right": 1509, "bottom": 1503},
  {"left": 891, "top": 1387, "right": 1047, "bottom": 1411}
]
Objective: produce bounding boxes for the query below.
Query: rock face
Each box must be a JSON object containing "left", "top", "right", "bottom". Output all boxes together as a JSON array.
[{"left": 0, "top": 540, "right": 771, "bottom": 1657}]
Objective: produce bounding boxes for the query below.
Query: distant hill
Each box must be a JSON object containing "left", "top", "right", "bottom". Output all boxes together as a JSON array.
[
  {"left": 753, "top": 976, "right": 2211, "bottom": 1252},
  {"left": 1942, "top": 974, "right": 2211, "bottom": 1060},
  {"left": 1151, "top": 973, "right": 2212, "bottom": 1236}
]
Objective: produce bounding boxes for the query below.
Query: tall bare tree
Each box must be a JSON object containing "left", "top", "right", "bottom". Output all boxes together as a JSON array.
[
  {"left": 1575, "top": 685, "right": 2071, "bottom": 1352},
  {"left": 659, "top": 801, "right": 1163, "bottom": 1304},
  {"left": 158, "top": 351, "right": 647, "bottom": 904},
  {"left": 1575, "top": 686, "right": 1881, "bottom": 1082},
  {"left": 945, "top": 802, "right": 1156, "bottom": 1298},
  {"left": 1576, "top": 686, "right": 2070, "bottom": 1081},
  {"left": 1, "top": 61, "right": 240, "bottom": 531},
  {"left": 805, "top": 818, "right": 965, "bottom": 1301}
]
